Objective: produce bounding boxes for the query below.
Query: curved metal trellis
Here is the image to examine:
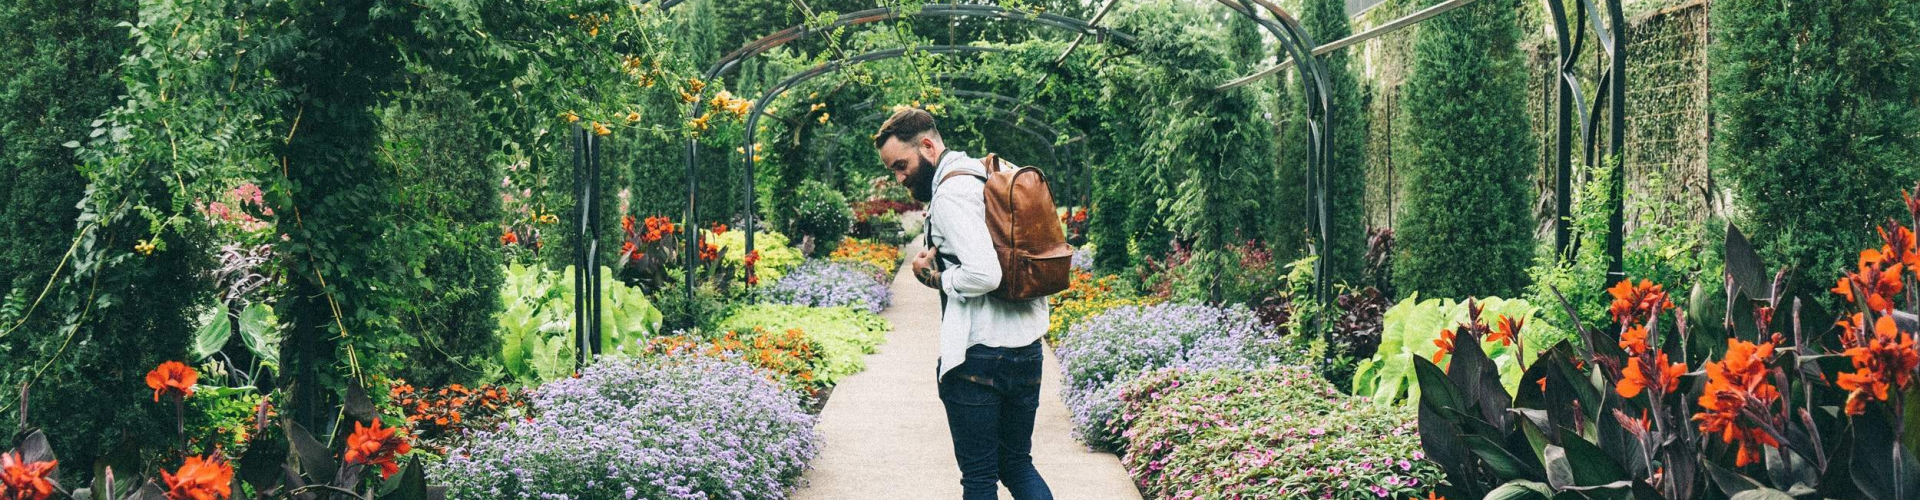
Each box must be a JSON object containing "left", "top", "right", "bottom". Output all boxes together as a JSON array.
[
  {"left": 1544, "top": 0, "right": 1627, "bottom": 286},
  {"left": 675, "top": 1, "right": 1337, "bottom": 314}
]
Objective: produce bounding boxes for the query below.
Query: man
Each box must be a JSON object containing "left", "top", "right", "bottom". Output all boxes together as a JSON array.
[{"left": 874, "top": 107, "right": 1054, "bottom": 500}]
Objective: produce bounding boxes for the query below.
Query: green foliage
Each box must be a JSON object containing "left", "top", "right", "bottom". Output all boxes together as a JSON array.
[
  {"left": 1527, "top": 164, "right": 1620, "bottom": 334},
  {"left": 715, "top": 304, "right": 890, "bottom": 385},
  {"left": 497, "top": 264, "right": 664, "bottom": 385},
  {"left": 1115, "top": 366, "right": 1445, "bottom": 500},
  {"left": 707, "top": 230, "right": 806, "bottom": 283},
  {"left": 1351, "top": 295, "right": 1565, "bottom": 405},
  {"left": 1300, "top": 0, "right": 1369, "bottom": 283},
  {"left": 1392, "top": 0, "right": 1536, "bottom": 299},
  {"left": 787, "top": 181, "right": 854, "bottom": 256},
  {"left": 381, "top": 90, "right": 506, "bottom": 387},
  {"left": 1710, "top": 0, "right": 1920, "bottom": 303}
]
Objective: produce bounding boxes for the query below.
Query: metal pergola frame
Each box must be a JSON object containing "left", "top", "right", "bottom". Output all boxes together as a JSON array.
[
  {"left": 556, "top": 0, "right": 1630, "bottom": 359},
  {"left": 670, "top": 2, "right": 1334, "bottom": 314}
]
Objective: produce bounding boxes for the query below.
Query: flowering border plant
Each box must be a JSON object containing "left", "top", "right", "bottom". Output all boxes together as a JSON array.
[{"left": 1411, "top": 211, "right": 1920, "bottom": 499}]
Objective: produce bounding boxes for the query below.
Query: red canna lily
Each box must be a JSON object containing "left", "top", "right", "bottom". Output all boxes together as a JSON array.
[
  {"left": 1607, "top": 279, "right": 1675, "bottom": 326},
  {"left": 344, "top": 419, "right": 413, "bottom": 479},
  {"left": 1432, "top": 329, "right": 1457, "bottom": 365},
  {"left": 1488, "top": 315, "right": 1522, "bottom": 347},
  {"left": 1617, "top": 353, "right": 1686, "bottom": 399},
  {"left": 1618, "top": 325, "right": 1650, "bottom": 356},
  {"left": 146, "top": 361, "right": 198, "bottom": 402},
  {"left": 1833, "top": 249, "right": 1905, "bottom": 312},
  {"left": 0, "top": 451, "right": 57, "bottom": 500},
  {"left": 500, "top": 230, "right": 518, "bottom": 246},
  {"left": 1693, "top": 338, "right": 1782, "bottom": 467},
  {"left": 161, "top": 454, "right": 233, "bottom": 500},
  {"left": 1837, "top": 315, "right": 1920, "bottom": 415}
]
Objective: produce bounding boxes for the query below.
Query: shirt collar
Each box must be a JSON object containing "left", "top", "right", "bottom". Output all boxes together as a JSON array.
[{"left": 930, "top": 149, "right": 975, "bottom": 198}]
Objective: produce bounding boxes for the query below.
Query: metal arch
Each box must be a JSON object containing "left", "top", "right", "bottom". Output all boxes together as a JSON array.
[
  {"left": 1212, "top": 0, "right": 1334, "bottom": 306},
  {"left": 1216, "top": 0, "right": 1484, "bottom": 90},
  {"left": 675, "top": 0, "right": 1342, "bottom": 310},
  {"left": 680, "top": 45, "right": 1003, "bottom": 306},
  {"left": 1544, "top": 0, "right": 1627, "bottom": 287}
]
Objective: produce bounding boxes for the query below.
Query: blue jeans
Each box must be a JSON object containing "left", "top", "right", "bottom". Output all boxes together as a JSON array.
[{"left": 939, "top": 341, "right": 1054, "bottom": 500}]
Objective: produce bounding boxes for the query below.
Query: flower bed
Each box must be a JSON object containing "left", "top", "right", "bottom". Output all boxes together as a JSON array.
[
  {"left": 644, "top": 326, "right": 826, "bottom": 396},
  {"left": 717, "top": 304, "right": 891, "bottom": 386},
  {"left": 1046, "top": 271, "right": 1159, "bottom": 346},
  {"left": 1114, "top": 366, "right": 1443, "bottom": 500},
  {"left": 436, "top": 355, "right": 819, "bottom": 500},
  {"left": 1055, "top": 302, "right": 1279, "bottom": 450},
  {"left": 758, "top": 259, "right": 892, "bottom": 314},
  {"left": 829, "top": 238, "right": 903, "bottom": 278},
  {"left": 708, "top": 229, "right": 805, "bottom": 282}
]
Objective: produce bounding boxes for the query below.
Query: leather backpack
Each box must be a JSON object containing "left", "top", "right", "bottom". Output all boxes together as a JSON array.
[{"left": 933, "top": 154, "right": 1075, "bottom": 301}]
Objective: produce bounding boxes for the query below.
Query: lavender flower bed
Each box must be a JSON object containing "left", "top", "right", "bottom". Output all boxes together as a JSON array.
[
  {"left": 758, "top": 259, "right": 891, "bottom": 314},
  {"left": 436, "top": 355, "right": 820, "bottom": 500},
  {"left": 1054, "top": 302, "right": 1279, "bottom": 451}
]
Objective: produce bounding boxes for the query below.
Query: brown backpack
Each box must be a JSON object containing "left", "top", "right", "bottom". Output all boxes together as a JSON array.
[{"left": 934, "top": 154, "right": 1076, "bottom": 301}]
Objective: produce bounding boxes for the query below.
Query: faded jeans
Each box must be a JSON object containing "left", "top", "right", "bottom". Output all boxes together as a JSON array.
[{"left": 939, "top": 341, "right": 1054, "bottom": 500}]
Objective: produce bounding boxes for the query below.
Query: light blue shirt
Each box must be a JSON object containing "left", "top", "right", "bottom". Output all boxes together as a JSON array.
[{"left": 928, "top": 150, "right": 1050, "bottom": 381}]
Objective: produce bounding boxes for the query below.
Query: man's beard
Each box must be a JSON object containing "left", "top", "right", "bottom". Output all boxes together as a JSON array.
[{"left": 905, "top": 155, "right": 937, "bottom": 203}]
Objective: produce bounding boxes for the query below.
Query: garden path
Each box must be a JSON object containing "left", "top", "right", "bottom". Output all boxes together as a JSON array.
[{"left": 791, "top": 241, "right": 1143, "bottom": 500}]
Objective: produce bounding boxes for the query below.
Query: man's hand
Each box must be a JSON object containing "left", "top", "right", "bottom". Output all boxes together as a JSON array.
[{"left": 911, "top": 247, "right": 941, "bottom": 289}]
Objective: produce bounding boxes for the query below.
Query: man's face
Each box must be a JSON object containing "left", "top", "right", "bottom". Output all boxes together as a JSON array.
[{"left": 880, "top": 137, "right": 938, "bottom": 202}]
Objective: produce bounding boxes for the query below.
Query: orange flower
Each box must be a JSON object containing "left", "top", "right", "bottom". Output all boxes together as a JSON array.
[
  {"left": 1488, "top": 315, "right": 1522, "bottom": 347},
  {"left": 1409, "top": 492, "right": 1445, "bottom": 500},
  {"left": 1833, "top": 249, "right": 1905, "bottom": 312},
  {"left": 1617, "top": 353, "right": 1686, "bottom": 399},
  {"left": 1607, "top": 279, "right": 1675, "bottom": 325},
  {"left": 1881, "top": 224, "right": 1920, "bottom": 269},
  {"left": 1432, "top": 329, "right": 1456, "bottom": 365},
  {"left": 1692, "top": 338, "right": 1782, "bottom": 467},
  {"left": 711, "top": 223, "right": 729, "bottom": 235},
  {"left": 146, "top": 361, "right": 198, "bottom": 402},
  {"left": 621, "top": 241, "right": 637, "bottom": 260},
  {"left": 622, "top": 215, "right": 636, "bottom": 235},
  {"left": 500, "top": 230, "right": 518, "bottom": 246},
  {"left": 1837, "top": 315, "right": 1920, "bottom": 415},
  {"left": 0, "top": 452, "right": 57, "bottom": 500},
  {"left": 699, "top": 241, "right": 721, "bottom": 262},
  {"left": 344, "top": 419, "right": 412, "bottom": 479},
  {"left": 161, "top": 454, "right": 233, "bottom": 500},
  {"left": 1618, "top": 325, "right": 1650, "bottom": 356}
]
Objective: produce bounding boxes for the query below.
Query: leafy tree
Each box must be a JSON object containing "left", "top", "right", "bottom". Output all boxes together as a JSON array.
[
  {"left": 1712, "top": 0, "right": 1920, "bottom": 301},
  {"left": 1301, "top": 0, "right": 1368, "bottom": 284},
  {"left": 1392, "top": 0, "right": 1536, "bottom": 299},
  {"left": 0, "top": 0, "right": 202, "bottom": 477}
]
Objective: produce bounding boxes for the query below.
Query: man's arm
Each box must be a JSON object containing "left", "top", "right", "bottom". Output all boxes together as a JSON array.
[{"left": 926, "top": 178, "right": 1001, "bottom": 298}]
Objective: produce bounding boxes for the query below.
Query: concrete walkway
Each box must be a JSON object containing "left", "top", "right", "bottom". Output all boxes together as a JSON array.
[{"left": 792, "top": 242, "right": 1143, "bottom": 500}]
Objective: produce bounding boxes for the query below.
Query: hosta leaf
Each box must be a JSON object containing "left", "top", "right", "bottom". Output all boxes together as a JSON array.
[
  {"left": 238, "top": 303, "right": 281, "bottom": 366},
  {"left": 192, "top": 306, "right": 233, "bottom": 360}
]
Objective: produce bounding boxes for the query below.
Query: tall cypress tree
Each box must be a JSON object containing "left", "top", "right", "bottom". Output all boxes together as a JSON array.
[
  {"left": 1392, "top": 0, "right": 1536, "bottom": 299},
  {"left": 1301, "top": 0, "right": 1368, "bottom": 284},
  {"left": 1712, "top": 0, "right": 1920, "bottom": 301}
]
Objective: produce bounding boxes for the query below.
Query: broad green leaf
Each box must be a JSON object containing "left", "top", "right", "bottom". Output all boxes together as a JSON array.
[
  {"left": 192, "top": 306, "right": 232, "bottom": 360},
  {"left": 1727, "top": 489, "right": 1795, "bottom": 500},
  {"left": 1485, "top": 480, "right": 1552, "bottom": 500},
  {"left": 238, "top": 303, "right": 280, "bottom": 366}
]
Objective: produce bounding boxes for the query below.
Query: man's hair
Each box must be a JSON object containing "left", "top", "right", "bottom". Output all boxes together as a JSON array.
[{"left": 873, "top": 106, "right": 939, "bottom": 149}]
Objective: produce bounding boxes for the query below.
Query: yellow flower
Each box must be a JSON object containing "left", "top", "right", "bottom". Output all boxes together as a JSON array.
[
  {"left": 912, "top": 100, "right": 921, "bottom": 108},
  {"left": 726, "top": 98, "right": 753, "bottom": 118},
  {"left": 537, "top": 214, "right": 560, "bottom": 224},
  {"left": 689, "top": 114, "right": 711, "bottom": 132},
  {"left": 592, "top": 121, "right": 611, "bottom": 136},
  {"left": 927, "top": 104, "right": 945, "bottom": 114},
  {"left": 817, "top": 113, "right": 830, "bottom": 124},
  {"left": 679, "top": 91, "right": 697, "bottom": 104},
  {"left": 639, "top": 75, "right": 656, "bottom": 88},
  {"left": 807, "top": 92, "right": 818, "bottom": 99},
  {"left": 562, "top": 111, "right": 580, "bottom": 123},
  {"left": 809, "top": 103, "right": 826, "bottom": 112},
  {"left": 686, "top": 78, "right": 706, "bottom": 94},
  {"left": 752, "top": 154, "right": 763, "bottom": 163},
  {"left": 625, "top": 111, "right": 642, "bottom": 122},
  {"left": 134, "top": 239, "right": 156, "bottom": 256}
]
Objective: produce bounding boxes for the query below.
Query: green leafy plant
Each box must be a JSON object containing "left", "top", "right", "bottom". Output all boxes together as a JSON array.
[
  {"left": 787, "top": 181, "right": 854, "bottom": 257},
  {"left": 496, "top": 264, "right": 664, "bottom": 384},
  {"left": 714, "top": 304, "right": 889, "bottom": 386},
  {"left": 1351, "top": 295, "right": 1566, "bottom": 406},
  {"left": 1410, "top": 216, "right": 1920, "bottom": 499}
]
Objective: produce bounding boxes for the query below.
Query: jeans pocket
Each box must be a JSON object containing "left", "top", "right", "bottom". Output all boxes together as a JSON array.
[{"left": 940, "top": 376, "right": 999, "bottom": 407}]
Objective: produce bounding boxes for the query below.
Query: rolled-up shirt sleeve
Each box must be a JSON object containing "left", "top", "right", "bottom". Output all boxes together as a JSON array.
[{"left": 930, "top": 177, "right": 1002, "bottom": 299}]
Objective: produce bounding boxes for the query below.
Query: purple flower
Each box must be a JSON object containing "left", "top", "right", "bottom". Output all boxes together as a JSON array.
[
  {"left": 435, "top": 355, "right": 820, "bottom": 500},
  {"left": 1055, "top": 302, "right": 1278, "bottom": 450},
  {"left": 758, "top": 259, "right": 892, "bottom": 314}
]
